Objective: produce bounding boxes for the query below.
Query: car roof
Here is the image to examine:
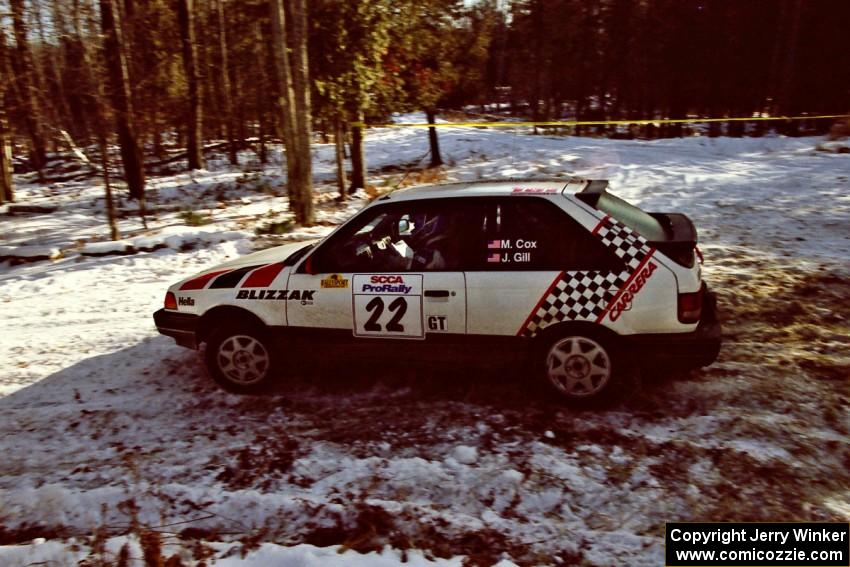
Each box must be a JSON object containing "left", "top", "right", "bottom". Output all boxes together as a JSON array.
[{"left": 377, "top": 178, "right": 593, "bottom": 202}]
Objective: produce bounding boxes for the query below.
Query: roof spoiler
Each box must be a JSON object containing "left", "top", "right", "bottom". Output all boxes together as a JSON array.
[{"left": 575, "top": 180, "right": 609, "bottom": 207}]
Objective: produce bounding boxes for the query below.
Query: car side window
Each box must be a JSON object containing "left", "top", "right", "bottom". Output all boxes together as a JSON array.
[
  {"left": 475, "top": 198, "right": 624, "bottom": 271},
  {"left": 308, "top": 201, "right": 484, "bottom": 273}
]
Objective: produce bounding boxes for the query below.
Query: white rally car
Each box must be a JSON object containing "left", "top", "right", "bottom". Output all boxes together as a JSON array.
[{"left": 154, "top": 179, "right": 720, "bottom": 403}]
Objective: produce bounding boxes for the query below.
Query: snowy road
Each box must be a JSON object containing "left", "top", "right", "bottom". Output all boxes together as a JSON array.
[{"left": 1, "top": 128, "right": 849, "bottom": 565}]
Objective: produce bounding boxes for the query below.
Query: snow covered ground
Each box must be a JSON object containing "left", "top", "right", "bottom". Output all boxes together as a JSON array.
[{"left": 1, "top": 121, "right": 849, "bottom": 566}]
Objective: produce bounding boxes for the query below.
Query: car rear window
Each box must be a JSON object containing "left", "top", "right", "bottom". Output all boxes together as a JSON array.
[{"left": 596, "top": 192, "right": 668, "bottom": 241}]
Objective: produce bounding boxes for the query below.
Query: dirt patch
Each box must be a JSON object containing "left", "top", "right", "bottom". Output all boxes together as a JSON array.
[
  {"left": 214, "top": 430, "right": 301, "bottom": 490},
  {"left": 301, "top": 503, "right": 547, "bottom": 567},
  {"left": 0, "top": 523, "right": 66, "bottom": 545}
]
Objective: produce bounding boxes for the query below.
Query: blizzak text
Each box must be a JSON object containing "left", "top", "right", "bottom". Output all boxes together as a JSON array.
[{"left": 235, "top": 289, "right": 315, "bottom": 302}]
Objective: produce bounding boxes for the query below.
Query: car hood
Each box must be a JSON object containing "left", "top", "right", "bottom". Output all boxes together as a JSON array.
[
  {"left": 212, "top": 239, "right": 317, "bottom": 270},
  {"left": 173, "top": 239, "right": 318, "bottom": 288}
]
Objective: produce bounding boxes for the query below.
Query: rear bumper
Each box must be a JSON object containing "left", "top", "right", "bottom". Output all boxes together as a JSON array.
[
  {"left": 627, "top": 289, "right": 722, "bottom": 369},
  {"left": 154, "top": 309, "right": 200, "bottom": 349}
]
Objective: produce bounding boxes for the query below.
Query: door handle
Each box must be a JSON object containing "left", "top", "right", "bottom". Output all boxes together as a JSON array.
[{"left": 424, "top": 289, "right": 450, "bottom": 298}]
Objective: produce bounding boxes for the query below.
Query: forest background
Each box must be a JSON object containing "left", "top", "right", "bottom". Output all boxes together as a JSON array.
[{"left": 0, "top": 0, "right": 847, "bottom": 226}]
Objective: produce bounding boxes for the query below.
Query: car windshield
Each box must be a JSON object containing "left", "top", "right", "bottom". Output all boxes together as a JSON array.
[{"left": 596, "top": 192, "right": 668, "bottom": 241}]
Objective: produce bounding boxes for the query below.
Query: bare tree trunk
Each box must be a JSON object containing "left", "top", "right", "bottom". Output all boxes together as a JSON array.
[
  {"left": 0, "top": 33, "right": 14, "bottom": 203},
  {"left": 216, "top": 0, "right": 237, "bottom": 165},
  {"left": 34, "top": 0, "right": 71, "bottom": 147},
  {"left": 198, "top": 1, "right": 218, "bottom": 140},
  {"left": 74, "top": 0, "right": 130, "bottom": 235},
  {"left": 177, "top": 0, "right": 205, "bottom": 170},
  {"left": 64, "top": 0, "right": 93, "bottom": 144},
  {"left": 234, "top": 65, "right": 246, "bottom": 152},
  {"left": 254, "top": 20, "right": 269, "bottom": 165},
  {"left": 9, "top": 0, "right": 48, "bottom": 182},
  {"left": 334, "top": 117, "right": 346, "bottom": 200},
  {"left": 349, "top": 108, "right": 366, "bottom": 193},
  {"left": 51, "top": 0, "right": 86, "bottom": 144},
  {"left": 287, "top": 0, "right": 314, "bottom": 224},
  {"left": 0, "top": 92, "right": 13, "bottom": 204},
  {"left": 426, "top": 109, "right": 443, "bottom": 167},
  {"left": 99, "top": 137, "right": 120, "bottom": 240},
  {"left": 258, "top": 109, "right": 268, "bottom": 164},
  {"left": 100, "top": 0, "right": 146, "bottom": 202},
  {"left": 0, "top": 133, "right": 12, "bottom": 203},
  {"left": 152, "top": 106, "right": 165, "bottom": 158},
  {"left": 269, "top": 0, "right": 300, "bottom": 214}
]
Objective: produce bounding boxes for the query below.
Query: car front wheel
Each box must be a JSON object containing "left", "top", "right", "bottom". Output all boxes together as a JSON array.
[{"left": 205, "top": 324, "right": 278, "bottom": 394}]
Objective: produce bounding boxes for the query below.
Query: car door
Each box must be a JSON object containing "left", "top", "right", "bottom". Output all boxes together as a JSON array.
[{"left": 287, "top": 200, "right": 481, "bottom": 358}]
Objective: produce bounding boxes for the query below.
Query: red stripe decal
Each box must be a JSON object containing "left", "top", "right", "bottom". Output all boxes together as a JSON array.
[
  {"left": 179, "top": 269, "right": 233, "bottom": 291},
  {"left": 516, "top": 271, "right": 565, "bottom": 336},
  {"left": 241, "top": 262, "right": 285, "bottom": 288},
  {"left": 591, "top": 214, "right": 610, "bottom": 235},
  {"left": 594, "top": 248, "right": 656, "bottom": 324}
]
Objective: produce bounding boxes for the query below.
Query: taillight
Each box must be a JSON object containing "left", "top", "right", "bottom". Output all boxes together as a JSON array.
[
  {"left": 678, "top": 287, "right": 703, "bottom": 323},
  {"left": 164, "top": 292, "right": 178, "bottom": 310}
]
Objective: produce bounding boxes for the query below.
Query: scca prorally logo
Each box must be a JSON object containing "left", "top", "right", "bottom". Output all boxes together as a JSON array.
[
  {"left": 361, "top": 275, "right": 412, "bottom": 294},
  {"left": 178, "top": 296, "right": 195, "bottom": 306},
  {"left": 610, "top": 262, "right": 657, "bottom": 322},
  {"left": 236, "top": 289, "right": 315, "bottom": 304},
  {"left": 321, "top": 274, "right": 349, "bottom": 289}
]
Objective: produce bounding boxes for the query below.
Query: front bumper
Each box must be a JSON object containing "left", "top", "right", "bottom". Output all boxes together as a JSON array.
[
  {"left": 627, "top": 289, "right": 722, "bottom": 370},
  {"left": 154, "top": 308, "right": 200, "bottom": 349}
]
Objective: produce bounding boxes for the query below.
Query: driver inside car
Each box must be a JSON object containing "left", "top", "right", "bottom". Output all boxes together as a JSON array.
[{"left": 409, "top": 210, "right": 465, "bottom": 270}]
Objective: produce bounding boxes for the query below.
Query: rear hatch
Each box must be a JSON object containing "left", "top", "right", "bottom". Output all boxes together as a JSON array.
[
  {"left": 576, "top": 180, "right": 705, "bottom": 324},
  {"left": 576, "top": 180, "right": 698, "bottom": 268}
]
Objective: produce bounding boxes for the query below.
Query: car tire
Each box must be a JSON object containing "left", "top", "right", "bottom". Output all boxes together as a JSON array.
[
  {"left": 539, "top": 328, "right": 637, "bottom": 407},
  {"left": 205, "top": 323, "right": 278, "bottom": 394}
]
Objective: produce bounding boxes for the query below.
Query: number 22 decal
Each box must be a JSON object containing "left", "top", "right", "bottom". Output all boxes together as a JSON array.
[
  {"left": 352, "top": 274, "right": 423, "bottom": 338},
  {"left": 364, "top": 296, "right": 407, "bottom": 332}
]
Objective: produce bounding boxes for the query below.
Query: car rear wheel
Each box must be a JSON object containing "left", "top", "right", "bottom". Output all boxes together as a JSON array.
[
  {"left": 541, "top": 330, "right": 635, "bottom": 406},
  {"left": 205, "top": 324, "right": 278, "bottom": 394}
]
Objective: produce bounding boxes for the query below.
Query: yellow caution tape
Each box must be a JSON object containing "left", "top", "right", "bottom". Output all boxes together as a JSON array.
[{"left": 350, "top": 114, "right": 849, "bottom": 129}]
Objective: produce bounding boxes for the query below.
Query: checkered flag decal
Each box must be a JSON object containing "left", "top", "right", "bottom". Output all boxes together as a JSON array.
[
  {"left": 520, "top": 216, "right": 653, "bottom": 337},
  {"left": 594, "top": 216, "right": 650, "bottom": 271}
]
